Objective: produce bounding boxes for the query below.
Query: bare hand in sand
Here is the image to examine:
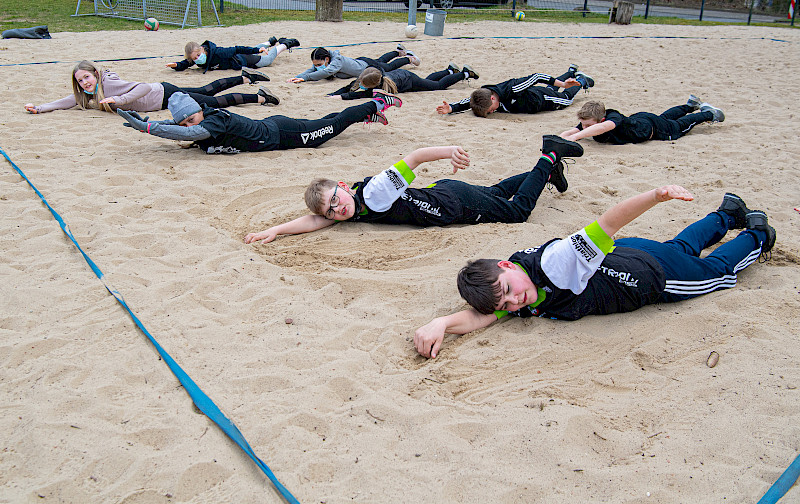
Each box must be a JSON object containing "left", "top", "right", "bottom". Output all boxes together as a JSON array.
[
  {"left": 245, "top": 229, "right": 277, "bottom": 244},
  {"left": 165, "top": 62, "right": 178, "bottom": 68},
  {"left": 436, "top": 100, "right": 452, "bottom": 115},
  {"left": 24, "top": 103, "right": 39, "bottom": 114},
  {"left": 414, "top": 319, "right": 447, "bottom": 359},
  {"left": 287, "top": 77, "right": 305, "bottom": 83}
]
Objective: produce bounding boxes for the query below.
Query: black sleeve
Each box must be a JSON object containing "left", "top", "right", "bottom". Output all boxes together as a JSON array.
[
  {"left": 173, "top": 59, "right": 194, "bottom": 71},
  {"left": 449, "top": 97, "right": 471, "bottom": 114}
]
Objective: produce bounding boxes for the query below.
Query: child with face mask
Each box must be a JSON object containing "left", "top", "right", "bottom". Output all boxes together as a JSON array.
[
  {"left": 287, "top": 45, "right": 420, "bottom": 83},
  {"left": 167, "top": 37, "right": 299, "bottom": 73}
]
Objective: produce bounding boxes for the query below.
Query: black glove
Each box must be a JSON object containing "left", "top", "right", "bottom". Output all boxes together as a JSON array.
[{"left": 117, "top": 109, "right": 148, "bottom": 132}]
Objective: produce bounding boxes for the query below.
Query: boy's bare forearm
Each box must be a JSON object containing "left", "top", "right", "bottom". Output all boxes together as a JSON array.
[
  {"left": 597, "top": 186, "right": 694, "bottom": 237},
  {"left": 404, "top": 146, "right": 458, "bottom": 169}
]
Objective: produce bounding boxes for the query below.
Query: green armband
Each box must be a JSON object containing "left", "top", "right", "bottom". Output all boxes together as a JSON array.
[
  {"left": 585, "top": 220, "right": 614, "bottom": 254},
  {"left": 393, "top": 160, "right": 416, "bottom": 185}
]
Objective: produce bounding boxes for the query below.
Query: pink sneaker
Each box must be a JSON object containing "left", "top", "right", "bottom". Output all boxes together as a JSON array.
[
  {"left": 364, "top": 110, "right": 388, "bottom": 126},
  {"left": 372, "top": 90, "right": 402, "bottom": 112}
]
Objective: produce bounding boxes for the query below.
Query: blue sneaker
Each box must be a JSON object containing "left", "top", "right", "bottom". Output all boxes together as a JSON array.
[{"left": 575, "top": 71, "right": 594, "bottom": 90}]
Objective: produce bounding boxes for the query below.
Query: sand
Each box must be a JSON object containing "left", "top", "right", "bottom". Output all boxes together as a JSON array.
[{"left": 1, "top": 19, "right": 798, "bottom": 504}]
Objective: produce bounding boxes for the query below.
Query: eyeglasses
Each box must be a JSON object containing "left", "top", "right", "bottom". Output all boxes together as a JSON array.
[{"left": 325, "top": 185, "right": 340, "bottom": 219}]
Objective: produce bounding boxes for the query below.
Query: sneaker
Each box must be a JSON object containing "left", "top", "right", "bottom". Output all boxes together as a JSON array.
[
  {"left": 717, "top": 192, "right": 750, "bottom": 229},
  {"left": 447, "top": 62, "right": 460, "bottom": 74},
  {"left": 365, "top": 110, "right": 388, "bottom": 126},
  {"left": 463, "top": 64, "right": 479, "bottom": 80},
  {"left": 568, "top": 63, "right": 579, "bottom": 75},
  {"left": 372, "top": 90, "right": 402, "bottom": 112},
  {"left": 278, "top": 37, "right": 300, "bottom": 50},
  {"left": 396, "top": 43, "right": 407, "bottom": 56},
  {"left": 242, "top": 68, "right": 270, "bottom": 83},
  {"left": 257, "top": 86, "right": 280, "bottom": 106},
  {"left": 268, "top": 36, "right": 278, "bottom": 47},
  {"left": 547, "top": 160, "right": 569, "bottom": 193},
  {"left": 686, "top": 94, "right": 702, "bottom": 110},
  {"left": 745, "top": 210, "right": 776, "bottom": 258},
  {"left": 406, "top": 51, "right": 421, "bottom": 66},
  {"left": 541, "top": 134, "right": 584, "bottom": 160},
  {"left": 700, "top": 102, "right": 725, "bottom": 122},
  {"left": 575, "top": 71, "right": 594, "bottom": 90}
]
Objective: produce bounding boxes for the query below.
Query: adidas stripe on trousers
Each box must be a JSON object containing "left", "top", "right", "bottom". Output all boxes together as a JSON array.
[{"left": 614, "top": 211, "right": 765, "bottom": 303}]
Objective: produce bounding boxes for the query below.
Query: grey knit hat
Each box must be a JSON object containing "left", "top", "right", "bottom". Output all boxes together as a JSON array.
[{"left": 168, "top": 92, "right": 202, "bottom": 124}]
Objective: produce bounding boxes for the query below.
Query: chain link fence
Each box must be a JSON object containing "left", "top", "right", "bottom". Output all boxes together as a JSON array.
[{"left": 73, "top": 0, "right": 796, "bottom": 25}]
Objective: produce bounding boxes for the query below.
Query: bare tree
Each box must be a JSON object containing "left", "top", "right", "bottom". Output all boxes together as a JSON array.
[{"left": 316, "top": 0, "right": 343, "bottom": 21}]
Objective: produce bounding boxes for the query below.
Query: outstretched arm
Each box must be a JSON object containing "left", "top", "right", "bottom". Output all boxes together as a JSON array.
[
  {"left": 554, "top": 77, "right": 581, "bottom": 88},
  {"left": 560, "top": 120, "right": 616, "bottom": 142},
  {"left": 597, "top": 185, "right": 694, "bottom": 237},
  {"left": 404, "top": 146, "right": 469, "bottom": 174},
  {"left": 414, "top": 309, "right": 498, "bottom": 358},
  {"left": 244, "top": 214, "right": 336, "bottom": 244}
]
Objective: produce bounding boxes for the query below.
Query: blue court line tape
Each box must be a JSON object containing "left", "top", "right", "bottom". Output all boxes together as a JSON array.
[
  {"left": 0, "top": 33, "right": 795, "bottom": 67},
  {"left": 0, "top": 147, "right": 300, "bottom": 504},
  {"left": 757, "top": 453, "right": 800, "bottom": 504}
]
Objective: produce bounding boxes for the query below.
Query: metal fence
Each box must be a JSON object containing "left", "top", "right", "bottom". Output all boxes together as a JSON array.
[
  {"left": 220, "top": 0, "right": 795, "bottom": 23},
  {"left": 73, "top": 0, "right": 796, "bottom": 25}
]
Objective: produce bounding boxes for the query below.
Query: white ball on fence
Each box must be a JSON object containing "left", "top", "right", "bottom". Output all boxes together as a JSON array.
[{"left": 405, "top": 25, "right": 419, "bottom": 39}]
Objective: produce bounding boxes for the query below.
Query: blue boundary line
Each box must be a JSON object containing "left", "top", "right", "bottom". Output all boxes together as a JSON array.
[
  {"left": 757, "top": 453, "right": 800, "bottom": 504},
  {"left": 0, "top": 34, "right": 795, "bottom": 67},
  {"left": 0, "top": 147, "right": 300, "bottom": 504}
]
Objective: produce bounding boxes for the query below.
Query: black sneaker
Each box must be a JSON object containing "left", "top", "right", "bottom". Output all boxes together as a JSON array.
[
  {"left": 745, "top": 210, "right": 776, "bottom": 259},
  {"left": 258, "top": 86, "right": 280, "bottom": 106},
  {"left": 575, "top": 71, "right": 594, "bottom": 90},
  {"left": 548, "top": 160, "right": 568, "bottom": 193},
  {"left": 717, "top": 192, "right": 750, "bottom": 229},
  {"left": 242, "top": 68, "right": 270, "bottom": 83},
  {"left": 268, "top": 36, "right": 278, "bottom": 46},
  {"left": 568, "top": 63, "right": 579, "bottom": 76},
  {"left": 541, "top": 134, "right": 584, "bottom": 160},
  {"left": 278, "top": 37, "right": 300, "bottom": 50},
  {"left": 447, "top": 62, "right": 460, "bottom": 74},
  {"left": 686, "top": 94, "right": 702, "bottom": 110},
  {"left": 462, "top": 65, "right": 479, "bottom": 80}
]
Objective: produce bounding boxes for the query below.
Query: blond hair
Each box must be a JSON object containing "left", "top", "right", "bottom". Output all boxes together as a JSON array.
[
  {"left": 71, "top": 60, "right": 112, "bottom": 112},
  {"left": 577, "top": 101, "right": 606, "bottom": 121},
  {"left": 351, "top": 67, "right": 398, "bottom": 94},
  {"left": 184, "top": 41, "right": 202, "bottom": 60},
  {"left": 304, "top": 178, "right": 338, "bottom": 215}
]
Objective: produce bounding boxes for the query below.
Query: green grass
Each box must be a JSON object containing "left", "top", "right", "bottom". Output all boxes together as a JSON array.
[{"left": 0, "top": 0, "right": 794, "bottom": 32}]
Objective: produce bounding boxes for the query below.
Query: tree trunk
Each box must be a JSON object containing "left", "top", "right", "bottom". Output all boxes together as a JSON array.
[{"left": 316, "top": 0, "right": 344, "bottom": 21}]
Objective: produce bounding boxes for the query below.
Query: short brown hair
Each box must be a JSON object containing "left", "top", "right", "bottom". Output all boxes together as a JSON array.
[
  {"left": 577, "top": 101, "right": 605, "bottom": 121},
  {"left": 184, "top": 41, "right": 202, "bottom": 60},
  {"left": 304, "top": 178, "right": 337, "bottom": 215},
  {"left": 470, "top": 88, "right": 493, "bottom": 117},
  {"left": 457, "top": 259, "right": 503, "bottom": 315}
]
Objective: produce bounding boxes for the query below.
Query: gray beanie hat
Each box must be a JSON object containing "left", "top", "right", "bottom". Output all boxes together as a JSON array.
[{"left": 168, "top": 92, "right": 202, "bottom": 124}]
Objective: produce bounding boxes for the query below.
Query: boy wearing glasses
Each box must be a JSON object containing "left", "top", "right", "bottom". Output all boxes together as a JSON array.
[{"left": 244, "top": 136, "right": 583, "bottom": 245}]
